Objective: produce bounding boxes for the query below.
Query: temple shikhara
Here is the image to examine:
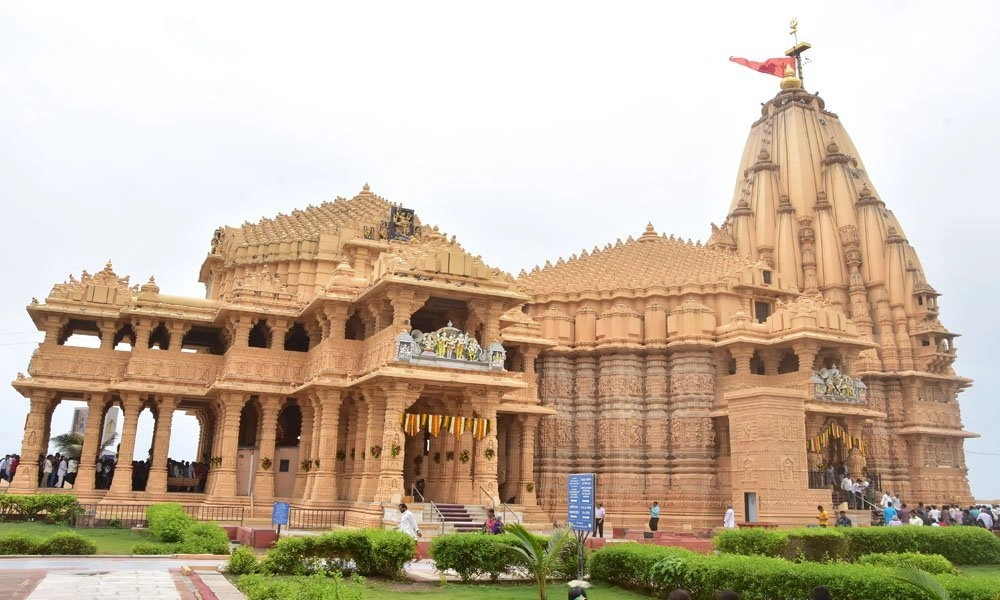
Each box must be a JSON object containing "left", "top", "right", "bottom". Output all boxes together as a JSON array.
[{"left": 11, "top": 66, "right": 975, "bottom": 529}]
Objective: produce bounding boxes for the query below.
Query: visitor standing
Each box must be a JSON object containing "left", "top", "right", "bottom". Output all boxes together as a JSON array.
[
  {"left": 41, "top": 455, "right": 53, "bottom": 487},
  {"left": 483, "top": 508, "right": 503, "bottom": 534},
  {"left": 397, "top": 503, "right": 420, "bottom": 539},
  {"left": 649, "top": 501, "right": 660, "bottom": 531},
  {"left": 816, "top": 505, "right": 829, "bottom": 528},
  {"left": 66, "top": 457, "right": 78, "bottom": 487},
  {"left": 883, "top": 501, "right": 898, "bottom": 525},
  {"left": 723, "top": 504, "right": 735, "bottom": 528},
  {"left": 594, "top": 503, "right": 605, "bottom": 538},
  {"left": 55, "top": 455, "right": 68, "bottom": 487},
  {"left": 835, "top": 510, "right": 852, "bottom": 527}
]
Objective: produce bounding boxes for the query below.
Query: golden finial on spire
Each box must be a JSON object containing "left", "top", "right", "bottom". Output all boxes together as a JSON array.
[
  {"left": 780, "top": 65, "right": 803, "bottom": 90},
  {"left": 785, "top": 17, "right": 811, "bottom": 85}
]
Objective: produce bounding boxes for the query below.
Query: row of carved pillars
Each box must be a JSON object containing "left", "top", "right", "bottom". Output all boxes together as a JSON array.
[{"left": 14, "top": 390, "right": 180, "bottom": 496}]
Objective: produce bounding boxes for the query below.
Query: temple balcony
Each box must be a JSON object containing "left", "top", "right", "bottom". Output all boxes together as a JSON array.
[
  {"left": 27, "top": 345, "right": 129, "bottom": 382},
  {"left": 219, "top": 347, "right": 308, "bottom": 387},
  {"left": 913, "top": 343, "right": 957, "bottom": 374},
  {"left": 125, "top": 351, "right": 222, "bottom": 387}
]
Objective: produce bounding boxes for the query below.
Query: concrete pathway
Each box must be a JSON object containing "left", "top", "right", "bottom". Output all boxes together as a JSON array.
[{"left": 0, "top": 558, "right": 236, "bottom": 600}]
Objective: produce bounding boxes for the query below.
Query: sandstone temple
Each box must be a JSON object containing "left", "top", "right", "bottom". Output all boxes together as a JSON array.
[{"left": 11, "top": 68, "right": 975, "bottom": 529}]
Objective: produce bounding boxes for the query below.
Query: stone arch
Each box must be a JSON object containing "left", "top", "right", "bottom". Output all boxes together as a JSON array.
[
  {"left": 276, "top": 401, "right": 302, "bottom": 446},
  {"left": 248, "top": 320, "right": 272, "bottom": 348},
  {"left": 410, "top": 297, "right": 471, "bottom": 335},
  {"left": 344, "top": 311, "right": 365, "bottom": 340},
  {"left": 148, "top": 322, "right": 170, "bottom": 350},
  {"left": 131, "top": 398, "right": 160, "bottom": 491},
  {"left": 283, "top": 323, "right": 310, "bottom": 352},
  {"left": 238, "top": 398, "right": 262, "bottom": 447},
  {"left": 113, "top": 323, "right": 136, "bottom": 350},
  {"left": 58, "top": 319, "right": 101, "bottom": 347},
  {"left": 777, "top": 351, "right": 799, "bottom": 374},
  {"left": 750, "top": 350, "right": 766, "bottom": 375}
]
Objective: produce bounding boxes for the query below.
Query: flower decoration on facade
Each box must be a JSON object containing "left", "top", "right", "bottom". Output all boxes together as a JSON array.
[
  {"left": 459, "top": 449, "right": 471, "bottom": 464},
  {"left": 446, "top": 451, "right": 455, "bottom": 462},
  {"left": 433, "top": 452, "right": 441, "bottom": 464},
  {"left": 336, "top": 450, "right": 346, "bottom": 461},
  {"left": 413, "top": 455, "right": 423, "bottom": 465},
  {"left": 313, "top": 459, "right": 321, "bottom": 469},
  {"left": 483, "top": 447, "right": 496, "bottom": 460},
  {"left": 209, "top": 456, "right": 223, "bottom": 468},
  {"left": 260, "top": 457, "right": 272, "bottom": 471},
  {"left": 350, "top": 448, "right": 356, "bottom": 460},
  {"left": 299, "top": 459, "right": 312, "bottom": 472},
  {"left": 525, "top": 482, "right": 535, "bottom": 492},
  {"left": 370, "top": 445, "right": 383, "bottom": 459},
  {"left": 390, "top": 443, "right": 401, "bottom": 458}
]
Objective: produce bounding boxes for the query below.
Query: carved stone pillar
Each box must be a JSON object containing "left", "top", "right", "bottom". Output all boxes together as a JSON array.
[
  {"left": 374, "top": 383, "right": 421, "bottom": 503},
  {"left": 109, "top": 395, "right": 143, "bottom": 495},
  {"left": 99, "top": 321, "right": 118, "bottom": 350},
  {"left": 519, "top": 414, "right": 539, "bottom": 505},
  {"left": 595, "top": 352, "right": 646, "bottom": 517},
  {"left": 356, "top": 396, "right": 384, "bottom": 502},
  {"left": 389, "top": 290, "right": 429, "bottom": 331},
  {"left": 74, "top": 393, "right": 107, "bottom": 493},
  {"left": 253, "top": 396, "right": 280, "bottom": 504},
  {"left": 270, "top": 319, "right": 291, "bottom": 350},
  {"left": 132, "top": 319, "right": 154, "bottom": 351},
  {"left": 309, "top": 390, "right": 343, "bottom": 503},
  {"left": 12, "top": 391, "right": 55, "bottom": 491},
  {"left": 42, "top": 316, "right": 68, "bottom": 346},
  {"left": 322, "top": 304, "right": 350, "bottom": 341},
  {"left": 761, "top": 349, "right": 782, "bottom": 376},
  {"left": 210, "top": 394, "right": 245, "bottom": 497},
  {"left": 471, "top": 391, "right": 500, "bottom": 503},
  {"left": 573, "top": 356, "right": 598, "bottom": 475},
  {"left": 846, "top": 448, "right": 866, "bottom": 480},
  {"left": 228, "top": 316, "right": 253, "bottom": 349},
  {"left": 730, "top": 345, "right": 754, "bottom": 376},
  {"left": 146, "top": 396, "right": 179, "bottom": 493},
  {"left": 794, "top": 341, "right": 820, "bottom": 375},
  {"left": 167, "top": 323, "right": 191, "bottom": 353},
  {"left": 644, "top": 354, "right": 671, "bottom": 498},
  {"left": 667, "top": 347, "right": 720, "bottom": 529},
  {"left": 294, "top": 403, "right": 314, "bottom": 499}
]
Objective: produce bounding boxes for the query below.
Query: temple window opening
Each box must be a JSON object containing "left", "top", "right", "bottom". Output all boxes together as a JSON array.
[
  {"left": 754, "top": 300, "right": 772, "bottom": 324},
  {"left": 59, "top": 319, "right": 101, "bottom": 347},
  {"left": 113, "top": 323, "right": 136, "bottom": 350},
  {"left": 248, "top": 320, "right": 271, "bottom": 348},
  {"left": 180, "top": 326, "right": 224, "bottom": 354},
  {"left": 148, "top": 322, "right": 169, "bottom": 350},
  {"left": 344, "top": 311, "right": 365, "bottom": 340},
  {"left": 283, "top": 322, "right": 310, "bottom": 352}
]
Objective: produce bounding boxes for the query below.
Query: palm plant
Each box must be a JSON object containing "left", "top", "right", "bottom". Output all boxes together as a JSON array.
[
  {"left": 50, "top": 431, "right": 117, "bottom": 461},
  {"left": 888, "top": 564, "right": 950, "bottom": 600},
  {"left": 503, "top": 523, "right": 573, "bottom": 600}
]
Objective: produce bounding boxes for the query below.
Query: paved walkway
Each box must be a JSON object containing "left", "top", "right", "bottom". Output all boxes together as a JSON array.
[{"left": 0, "top": 558, "right": 235, "bottom": 600}]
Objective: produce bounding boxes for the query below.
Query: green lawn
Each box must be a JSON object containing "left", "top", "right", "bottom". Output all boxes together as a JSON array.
[
  {"left": 959, "top": 565, "right": 1000, "bottom": 582},
  {"left": 335, "top": 580, "right": 649, "bottom": 599},
  {"left": 0, "top": 522, "right": 153, "bottom": 554}
]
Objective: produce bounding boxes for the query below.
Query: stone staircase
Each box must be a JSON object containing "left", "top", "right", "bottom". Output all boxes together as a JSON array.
[{"left": 429, "top": 503, "right": 487, "bottom": 533}]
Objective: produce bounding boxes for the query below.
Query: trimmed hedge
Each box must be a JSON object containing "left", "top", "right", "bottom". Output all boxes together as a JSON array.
[
  {"left": 590, "top": 543, "right": 1000, "bottom": 600},
  {"left": 856, "top": 552, "right": 958, "bottom": 576},
  {"left": 0, "top": 494, "right": 83, "bottom": 524},
  {"left": 226, "top": 546, "right": 260, "bottom": 574},
  {"left": 36, "top": 531, "right": 97, "bottom": 555},
  {"left": 132, "top": 503, "right": 229, "bottom": 555},
  {"left": 131, "top": 542, "right": 174, "bottom": 555},
  {"left": 0, "top": 531, "right": 95, "bottom": 555},
  {"left": 714, "top": 526, "right": 1000, "bottom": 565},
  {"left": 260, "top": 529, "right": 414, "bottom": 578},
  {"left": 236, "top": 573, "right": 363, "bottom": 600},
  {"left": 428, "top": 531, "right": 582, "bottom": 582}
]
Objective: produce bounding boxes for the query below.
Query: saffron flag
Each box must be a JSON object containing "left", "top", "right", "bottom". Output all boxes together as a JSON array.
[{"left": 729, "top": 56, "right": 795, "bottom": 78}]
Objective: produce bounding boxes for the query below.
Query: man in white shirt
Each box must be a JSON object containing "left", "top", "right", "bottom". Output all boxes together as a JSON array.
[
  {"left": 66, "top": 458, "right": 79, "bottom": 487},
  {"left": 851, "top": 480, "right": 862, "bottom": 509},
  {"left": 909, "top": 514, "right": 924, "bottom": 526},
  {"left": 880, "top": 491, "right": 892, "bottom": 509},
  {"left": 928, "top": 506, "right": 941, "bottom": 523},
  {"left": 397, "top": 503, "right": 420, "bottom": 540},
  {"left": 723, "top": 504, "right": 735, "bottom": 529},
  {"left": 42, "top": 455, "right": 53, "bottom": 487},
  {"left": 977, "top": 510, "right": 994, "bottom": 530},
  {"left": 56, "top": 457, "right": 68, "bottom": 488},
  {"left": 594, "top": 503, "right": 606, "bottom": 538}
]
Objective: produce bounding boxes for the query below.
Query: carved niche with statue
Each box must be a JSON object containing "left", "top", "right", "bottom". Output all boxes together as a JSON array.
[
  {"left": 395, "top": 322, "right": 506, "bottom": 372},
  {"left": 811, "top": 364, "right": 867, "bottom": 404}
]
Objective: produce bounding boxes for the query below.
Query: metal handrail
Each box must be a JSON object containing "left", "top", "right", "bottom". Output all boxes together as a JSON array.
[
  {"left": 478, "top": 485, "right": 520, "bottom": 526},
  {"left": 410, "top": 484, "right": 425, "bottom": 503},
  {"left": 427, "top": 500, "right": 447, "bottom": 533}
]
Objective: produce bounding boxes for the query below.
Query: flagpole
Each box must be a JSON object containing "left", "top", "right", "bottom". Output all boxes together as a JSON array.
[{"left": 785, "top": 18, "right": 811, "bottom": 85}]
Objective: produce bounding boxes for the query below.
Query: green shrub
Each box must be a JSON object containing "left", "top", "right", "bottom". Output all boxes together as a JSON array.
[
  {"left": 351, "top": 528, "right": 413, "bottom": 578},
  {"left": 36, "top": 531, "right": 97, "bottom": 555},
  {"left": 430, "top": 532, "right": 516, "bottom": 581},
  {"left": 588, "top": 543, "right": 697, "bottom": 592},
  {"left": 589, "top": 543, "right": 1000, "bottom": 600},
  {"left": 146, "top": 503, "right": 195, "bottom": 543},
  {"left": 177, "top": 522, "right": 230, "bottom": 555},
  {"left": 260, "top": 535, "right": 313, "bottom": 575},
  {"left": 236, "top": 573, "right": 364, "bottom": 600},
  {"left": 842, "top": 527, "right": 1000, "bottom": 566},
  {"left": 260, "top": 530, "right": 411, "bottom": 578},
  {"left": 783, "top": 528, "right": 848, "bottom": 562},
  {"left": 0, "top": 494, "right": 82, "bottom": 524},
  {"left": 0, "top": 533, "right": 39, "bottom": 554},
  {"left": 857, "top": 552, "right": 958, "bottom": 575},
  {"left": 714, "top": 527, "right": 787, "bottom": 557},
  {"left": 131, "top": 542, "right": 174, "bottom": 555},
  {"left": 226, "top": 546, "right": 259, "bottom": 574}
]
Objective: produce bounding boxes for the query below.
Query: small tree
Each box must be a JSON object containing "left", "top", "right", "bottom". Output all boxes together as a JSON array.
[
  {"left": 504, "top": 523, "right": 573, "bottom": 600},
  {"left": 50, "top": 431, "right": 117, "bottom": 461}
]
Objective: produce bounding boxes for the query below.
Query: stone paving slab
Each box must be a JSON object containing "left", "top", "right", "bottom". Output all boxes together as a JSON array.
[
  {"left": 0, "top": 569, "right": 46, "bottom": 600},
  {"left": 28, "top": 570, "right": 182, "bottom": 599}
]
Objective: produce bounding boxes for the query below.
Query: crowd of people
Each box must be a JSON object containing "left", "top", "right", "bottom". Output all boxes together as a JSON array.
[{"left": 0, "top": 451, "right": 209, "bottom": 493}]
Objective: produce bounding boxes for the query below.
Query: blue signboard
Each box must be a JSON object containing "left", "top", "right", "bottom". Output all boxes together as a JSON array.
[
  {"left": 272, "top": 501, "right": 290, "bottom": 526},
  {"left": 567, "top": 473, "right": 596, "bottom": 531}
]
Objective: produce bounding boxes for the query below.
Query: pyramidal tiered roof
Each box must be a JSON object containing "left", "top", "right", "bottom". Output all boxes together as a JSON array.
[
  {"left": 232, "top": 184, "right": 413, "bottom": 246},
  {"left": 517, "top": 223, "right": 756, "bottom": 297}
]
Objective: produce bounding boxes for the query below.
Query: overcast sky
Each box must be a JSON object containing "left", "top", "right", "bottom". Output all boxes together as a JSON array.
[{"left": 2, "top": 2, "right": 998, "bottom": 499}]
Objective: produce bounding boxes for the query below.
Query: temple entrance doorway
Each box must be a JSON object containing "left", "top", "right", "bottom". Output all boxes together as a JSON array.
[
  {"left": 273, "top": 402, "right": 301, "bottom": 498},
  {"left": 235, "top": 399, "right": 261, "bottom": 496}
]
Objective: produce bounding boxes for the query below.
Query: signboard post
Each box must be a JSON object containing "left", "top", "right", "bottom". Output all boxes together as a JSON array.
[
  {"left": 272, "top": 501, "right": 290, "bottom": 535},
  {"left": 567, "top": 473, "right": 596, "bottom": 580}
]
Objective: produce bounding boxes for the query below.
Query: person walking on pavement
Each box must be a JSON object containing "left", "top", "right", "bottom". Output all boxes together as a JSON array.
[{"left": 397, "top": 503, "right": 420, "bottom": 540}]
